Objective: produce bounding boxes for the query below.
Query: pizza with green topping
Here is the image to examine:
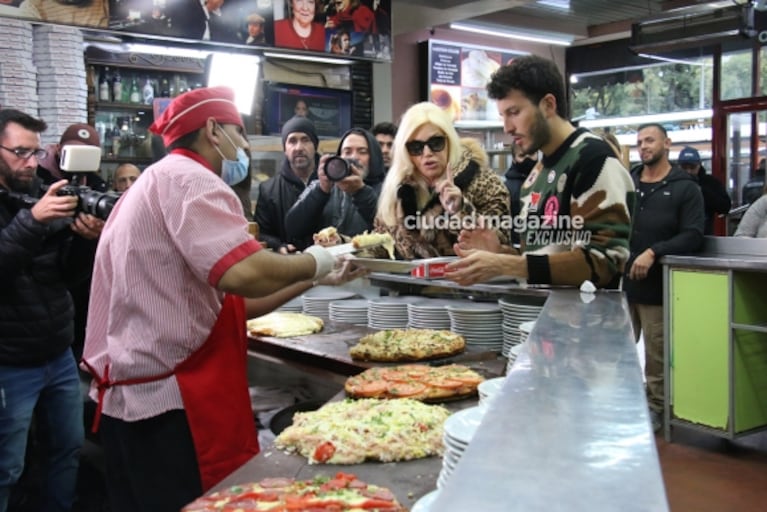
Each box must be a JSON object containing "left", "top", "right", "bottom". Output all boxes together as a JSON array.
[
  {"left": 182, "top": 472, "right": 405, "bottom": 511},
  {"left": 349, "top": 328, "right": 465, "bottom": 362}
]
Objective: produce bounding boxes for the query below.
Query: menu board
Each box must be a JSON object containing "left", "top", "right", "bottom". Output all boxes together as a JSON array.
[
  {"left": 0, "top": 0, "right": 392, "bottom": 62},
  {"left": 425, "top": 39, "right": 526, "bottom": 123}
]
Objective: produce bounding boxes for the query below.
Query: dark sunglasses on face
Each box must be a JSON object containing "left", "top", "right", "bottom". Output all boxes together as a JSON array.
[{"left": 405, "top": 135, "right": 446, "bottom": 156}]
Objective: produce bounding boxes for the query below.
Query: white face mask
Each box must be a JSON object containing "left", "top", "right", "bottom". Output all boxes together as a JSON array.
[{"left": 215, "top": 126, "right": 249, "bottom": 186}]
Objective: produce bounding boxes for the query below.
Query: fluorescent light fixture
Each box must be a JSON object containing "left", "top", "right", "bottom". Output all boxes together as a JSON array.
[
  {"left": 123, "top": 42, "right": 211, "bottom": 59},
  {"left": 537, "top": 0, "right": 570, "bottom": 11},
  {"left": 262, "top": 51, "right": 354, "bottom": 66},
  {"left": 450, "top": 22, "right": 573, "bottom": 47},
  {"left": 207, "top": 52, "right": 260, "bottom": 113},
  {"left": 637, "top": 53, "right": 712, "bottom": 67},
  {"left": 578, "top": 109, "right": 713, "bottom": 129}
]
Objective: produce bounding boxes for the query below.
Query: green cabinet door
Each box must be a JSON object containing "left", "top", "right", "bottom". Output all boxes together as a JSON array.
[{"left": 670, "top": 269, "right": 729, "bottom": 428}]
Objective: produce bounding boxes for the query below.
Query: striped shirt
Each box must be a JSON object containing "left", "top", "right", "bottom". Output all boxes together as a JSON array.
[{"left": 83, "top": 150, "right": 261, "bottom": 421}]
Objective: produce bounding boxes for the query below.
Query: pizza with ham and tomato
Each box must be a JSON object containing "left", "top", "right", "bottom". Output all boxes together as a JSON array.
[
  {"left": 274, "top": 398, "right": 449, "bottom": 464},
  {"left": 182, "top": 472, "right": 405, "bottom": 511},
  {"left": 345, "top": 364, "right": 485, "bottom": 402},
  {"left": 349, "top": 328, "right": 465, "bottom": 362}
]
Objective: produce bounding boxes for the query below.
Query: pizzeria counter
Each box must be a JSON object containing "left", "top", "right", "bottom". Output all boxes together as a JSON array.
[{"left": 228, "top": 286, "right": 667, "bottom": 511}]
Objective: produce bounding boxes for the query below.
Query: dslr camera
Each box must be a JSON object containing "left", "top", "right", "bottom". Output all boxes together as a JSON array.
[
  {"left": 56, "top": 144, "right": 120, "bottom": 220},
  {"left": 0, "top": 144, "right": 120, "bottom": 221},
  {"left": 324, "top": 156, "right": 361, "bottom": 182}
]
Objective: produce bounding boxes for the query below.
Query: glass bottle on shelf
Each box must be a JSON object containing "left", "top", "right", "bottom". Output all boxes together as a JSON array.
[
  {"left": 143, "top": 76, "right": 154, "bottom": 105},
  {"left": 160, "top": 77, "right": 170, "bottom": 97},
  {"left": 112, "top": 68, "right": 122, "bottom": 103},
  {"left": 99, "top": 67, "right": 111, "bottom": 102},
  {"left": 130, "top": 76, "right": 141, "bottom": 103}
]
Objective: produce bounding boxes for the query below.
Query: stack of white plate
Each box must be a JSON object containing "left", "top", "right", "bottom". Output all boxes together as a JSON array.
[
  {"left": 367, "top": 296, "right": 421, "bottom": 329},
  {"left": 438, "top": 406, "right": 486, "bottom": 489},
  {"left": 506, "top": 343, "right": 527, "bottom": 374},
  {"left": 302, "top": 287, "right": 356, "bottom": 319},
  {"left": 498, "top": 297, "right": 544, "bottom": 357},
  {"left": 518, "top": 320, "right": 536, "bottom": 345},
  {"left": 328, "top": 299, "right": 370, "bottom": 326},
  {"left": 411, "top": 489, "right": 441, "bottom": 512},
  {"left": 407, "top": 299, "right": 454, "bottom": 329},
  {"left": 276, "top": 295, "right": 303, "bottom": 313},
  {"left": 446, "top": 303, "right": 503, "bottom": 351},
  {"left": 477, "top": 377, "right": 505, "bottom": 407}
]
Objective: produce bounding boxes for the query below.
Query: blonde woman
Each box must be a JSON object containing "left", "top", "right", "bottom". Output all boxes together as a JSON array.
[{"left": 374, "top": 102, "right": 510, "bottom": 259}]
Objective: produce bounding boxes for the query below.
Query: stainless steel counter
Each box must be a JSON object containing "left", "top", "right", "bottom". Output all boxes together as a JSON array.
[
  {"left": 662, "top": 236, "right": 767, "bottom": 271},
  {"left": 368, "top": 271, "right": 552, "bottom": 299},
  {"left": 430, "top": 289, "right": 669, "bottom": 511}
]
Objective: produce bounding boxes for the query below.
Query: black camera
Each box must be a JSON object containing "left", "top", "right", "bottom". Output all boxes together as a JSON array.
[
  {"left": 57, "top": 185, "right": 120, "bottom": 221},
  {"left": 0, "top": 186, "right": 120, "bottom": 221},
  {"left": 325, "top": 156, "right": 360, "bottom": 182}
]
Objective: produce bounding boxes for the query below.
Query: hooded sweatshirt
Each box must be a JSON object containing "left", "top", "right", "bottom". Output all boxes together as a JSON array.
[{"left": 284, "top": 128, "right": 385, "bottom": 244}]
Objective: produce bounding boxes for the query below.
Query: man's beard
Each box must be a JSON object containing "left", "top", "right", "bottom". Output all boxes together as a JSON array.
[
  {"left": 0, "top": 161, "right": 35, "bottom": 193},
  {"left": 523, "top": 109, "right": 551, "bottom": 156}
]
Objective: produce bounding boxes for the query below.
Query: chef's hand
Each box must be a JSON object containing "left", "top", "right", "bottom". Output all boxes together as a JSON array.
[
  {"left": 629, "top": 249, "right": 655, "bottom": 281},
  {"left": 30, "top": 180, "right": 78, "bottom": 223},
  {"left": 317, "top": 259, "right": 369, "bottom": 286},
  {"left": 279, "top": 244, "right": 298, "bottom": 254},
  {"left": 71, "top": 213, "right": 105, "bottom": 240},
  {"left": 435, "top": 165, "right": 462, "bottom": 214},
  {"left": 456, "top": 216, "right": 502, "bottom": 253}
]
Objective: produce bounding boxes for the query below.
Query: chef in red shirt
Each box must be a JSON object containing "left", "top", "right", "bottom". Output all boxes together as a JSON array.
[{"left": 81, "top": 86, "right": 344, "bottom": 511}]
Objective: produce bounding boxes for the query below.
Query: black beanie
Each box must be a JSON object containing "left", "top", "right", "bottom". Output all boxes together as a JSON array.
[{"left": 281, "top": 115, "right": 319, "bottom": 149}]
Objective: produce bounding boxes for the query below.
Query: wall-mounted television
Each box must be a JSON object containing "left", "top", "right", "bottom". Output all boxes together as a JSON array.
[{"left": 263, "top": 82, "right": 353, "bottom": 139}]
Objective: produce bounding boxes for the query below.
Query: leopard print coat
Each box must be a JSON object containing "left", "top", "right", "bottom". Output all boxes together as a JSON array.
[{"left": 373, "top": 138, "right": 510, "bottom": 260}]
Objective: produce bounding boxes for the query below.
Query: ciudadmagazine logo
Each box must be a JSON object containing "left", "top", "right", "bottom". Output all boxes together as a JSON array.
[{"left": 403, "top": 211, "right": 592, "bottom": 247}]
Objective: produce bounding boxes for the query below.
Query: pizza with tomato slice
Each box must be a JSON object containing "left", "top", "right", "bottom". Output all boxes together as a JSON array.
[
  {"left": 349, "top": 328, "right": 465, "bottom": 362},
  {"left": 345, "top": 364, "right": 485, "bottom": 402},
  {"left": 274, "top": 398, "right": 449, "bottom": 464},
  {"left": 182, "top": 472, "right": 406, "bottom": 511}
]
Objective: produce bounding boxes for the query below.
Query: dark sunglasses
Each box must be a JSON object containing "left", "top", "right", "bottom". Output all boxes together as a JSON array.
[{"left": 405, "top": 135, "right": 446, "bottom": 156}]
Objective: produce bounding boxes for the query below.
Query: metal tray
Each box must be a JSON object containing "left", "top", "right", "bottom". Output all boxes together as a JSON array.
[{"left": 349, "top": 257, "right": 419, "bottom": 274}]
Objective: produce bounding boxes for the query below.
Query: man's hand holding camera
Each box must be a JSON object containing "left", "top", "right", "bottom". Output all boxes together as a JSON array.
[
  {"left": 31, "top": 180, "right": 78, "bottom": 223},
  {"left": 318, "top": 154, "right": 365, "bottom": 195},
  {"left": 30, "top": 179, "right": 104, "bottom": 240}
]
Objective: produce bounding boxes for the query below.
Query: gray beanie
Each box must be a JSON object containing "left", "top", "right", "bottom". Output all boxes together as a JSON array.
[{"left": 281, "top": 115, "right": 319, "bottom": 149}]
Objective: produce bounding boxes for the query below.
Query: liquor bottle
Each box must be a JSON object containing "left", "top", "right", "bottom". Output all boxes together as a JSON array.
[
  {"left": 112, "top": 68, "right": 123, "bottom": 104},
  {"left": 130, "top": 76, "right": 141, "bottom": 103},
  {"left": 160, "top": 77, "right": 170, "bottom": 97},
  {"left": 86, "top": 66, "right": 97, "bottom": 104},
  {"left": 143, "top": 77, "right": 155, "bottom": 105},
  {"left": 99, "top": 67, "right": 111, "bottom": 102}
]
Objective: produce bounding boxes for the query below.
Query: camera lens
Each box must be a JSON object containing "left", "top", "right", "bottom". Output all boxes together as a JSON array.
[
  {"left": 325, "top": 156, "right": 350, "bottom": 182},
  {"left": 79, "top": 189, "right": 120, "bottom": 220}
]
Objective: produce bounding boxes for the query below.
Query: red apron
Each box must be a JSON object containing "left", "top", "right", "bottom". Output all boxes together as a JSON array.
[{"left": 83, "top": 294, "right": 260, "bottom": 491}]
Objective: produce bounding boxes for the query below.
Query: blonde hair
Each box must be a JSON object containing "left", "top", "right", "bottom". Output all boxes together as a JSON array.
[{"left": 377, "top": 102, "right": 462, "bottom": 226}]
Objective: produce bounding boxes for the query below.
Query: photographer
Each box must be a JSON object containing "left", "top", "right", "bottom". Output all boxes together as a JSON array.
[
  {"left": 0, "top": 109, "right": 103, "bottom": 512},
  {"left": 285, "top": 127, "right": 384, "bottom": 244}
]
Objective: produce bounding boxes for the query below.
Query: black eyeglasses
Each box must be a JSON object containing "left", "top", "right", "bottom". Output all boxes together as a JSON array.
[
  {"left": 405, "top": 136, "right": 446, "bottom": 156},
  {"left": 0, "top": 145, "right": 47, "bottom": 161}
]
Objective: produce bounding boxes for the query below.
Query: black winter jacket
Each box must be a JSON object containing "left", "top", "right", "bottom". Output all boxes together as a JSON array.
[
  {"left": 0, "top": 181, "right": 98, "bottom": 365},
  {"left": 254, "top": 159, "right": 317, "bottom": 251},
  {"left": 623, "top": 166, "right": 704, "bottom": 305},
  {"left": 284, "top": 129, "right": 385, "bottom": 243},
  {"left": 693, "top": 166, "right": 731, "bottom": 235}
]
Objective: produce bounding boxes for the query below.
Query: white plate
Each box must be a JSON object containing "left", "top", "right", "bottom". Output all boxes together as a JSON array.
[
  {"left": 350, "top": 257, "right": 420, "bottom": 274},
  {"left": 443, "top": 406, "right": 485, "bottom": 444},
  {"left": 412, "top": 490, "right": 441, "bottom": 512}
]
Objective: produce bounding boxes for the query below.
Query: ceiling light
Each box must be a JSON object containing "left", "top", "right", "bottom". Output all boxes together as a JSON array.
[
  {"left": 450, "top": 23, "right": 573, "bottom": 47},
  {"left": 537, "top": 0, "right": 570, "bottom": 11},
  {"left": 262, "top": 51, "right": 354, "bottom": 66}
]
